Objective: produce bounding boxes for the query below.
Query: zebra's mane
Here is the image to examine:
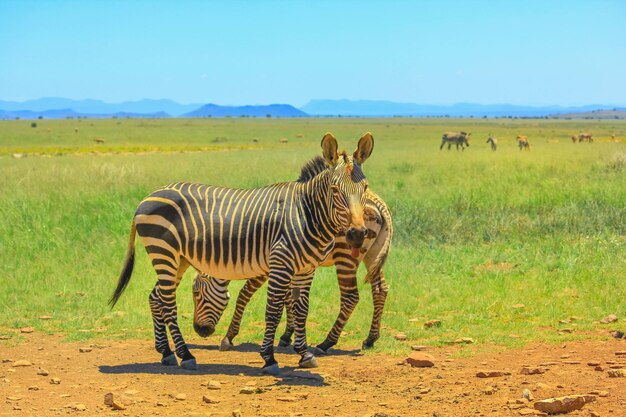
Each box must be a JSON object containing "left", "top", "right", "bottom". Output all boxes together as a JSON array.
[{"left": 297, "top": 156, "right": 329, "bottom": 182}]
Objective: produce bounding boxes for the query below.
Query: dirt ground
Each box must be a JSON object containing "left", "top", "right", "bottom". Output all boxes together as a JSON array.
[{"left": 1, "top": 331, "right": 625, "bottom": 417}]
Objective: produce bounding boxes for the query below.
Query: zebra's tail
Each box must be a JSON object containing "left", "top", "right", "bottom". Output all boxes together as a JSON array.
[
  {"left": 364, "top": 196, "right": 393, "bottom": 284},
  {"left": 109, "top": 220, "right": 137, "bottom": 307}
]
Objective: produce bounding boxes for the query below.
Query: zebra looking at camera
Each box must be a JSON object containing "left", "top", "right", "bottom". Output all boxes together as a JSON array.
[
  {"left": 109, "top": 133, "right": 375, "bottom": 375},
  {"left": 192, "top": 188, "right": 392, "bottom": 354}
]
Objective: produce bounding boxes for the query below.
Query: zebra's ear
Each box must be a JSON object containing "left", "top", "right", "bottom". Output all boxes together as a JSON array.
[
  {"left": 321, "top": 132, "right": 339, "bottom": 165},
  {"left": 354, "top": 132, "right": 374, "bottom": 165}
]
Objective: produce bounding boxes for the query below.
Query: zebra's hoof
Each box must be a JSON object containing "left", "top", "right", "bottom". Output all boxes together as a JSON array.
[
  {"left": 313, "top": 346, "right": 328, "bottom": 356},
  {"left": 299, "top": 356, "right": 318, "bottom": 368},
  {"left": 180, "top": 358, "right": 197, "bottom": 370},
  {"left": 161, "top": 353, "right": 178, "bottom": 366},
  {"left": 278, "top": 338, "right": 292, "bottom": 348},
  {"left": 219, "top": 337, "right": 234, "bottom": 352},
  {"left": 261, "top": 363, "right": 281, "bottom": 376},
  {"left": 362, "top": 340, "right": 375, "bottom": 350}
]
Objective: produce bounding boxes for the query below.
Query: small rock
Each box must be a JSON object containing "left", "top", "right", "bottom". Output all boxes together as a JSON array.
[
  {"left": 39, "top": 316, "right": 53, "bottom": 320},
  {"left": 454, "top": 337, "right": 474, "bottom": 344},
  {"left": 483, "top": 386, "right": 496, "bottom": 395},
  {"left": 534, "top": 395, "right": 596, "bottom": 414},
  {"left": 50, "top": 377, "right": 61, "bottom": 384},
  {"left": 518, "top": 408, "right": 535, "bottom": 415},
  {"left": 476, "top": 370, "right": 508, "bottom": 378},
  {"left": 607, "top": 369, "right": 625, "bottom": 378},
  {"left": 111, "top": 401, "right": 126, "bottom": 411},
  {"left": 405, "top": 352, "right": 435, "bottom": 368},
  {"left": 587, "top": 361, "right": 601, "bottom": 366},
  {"left": 155, "top": 401, "right": 167, "bottom": 407},
  {"left": 104, "top": 393, "right": 114, "bottom": 406},
  {"left": 20, "top": 327, "right": 34, "bottom": 333},
  {"left": 12, "top": 360, "right": 32, "bottom": 367},
  {"left": 522, "top": 389, "right": 534, "bottom": 401},
  {"left": 277, "top": 396, "right": 297, "bottom": 402},
  {"left": 240, "top": 386, "right": 255, "bottom": 394},
  {"left": 615, "top": 351, "right": 626, "bottom": 356},
  {"left": 520, "top": 367, "right": 544, "bottom": 375},
  {"left": 595, "top": 365, "right": 604, "bottom": 372},
  {"left": 589, "top": 390, "right": 609, "bottom": 398},
  {"left": 74, "top": 404, "right": 86, "bottom": 411},
  {"left": 202, "top": 395, "right": 220, "bottom": 404},
  {"left": 79, "top": 348, "right": 92, "bottom": 353},
  {"left": 232, "top": 409, "right": 242, "bottom": 417},
  {"left": 394, "top": 333, "right": 407, "bottom": 341},
  {"left": 600, "top": 314, "right": 618, "bottom": 324},
  {"left": 37, "top": 368, "right": 49, "bottom": 376},
  {"left": 424, "top": 320, "right": 442, "bottom": 328},
  {"left": 411, "top": 345, "right": 427, "bottom": 351},
  {"left": 175, "top": 393, "right": 186, "bottom": 401},
  {"left": 207, "top": 380, "right": 221, "bottom": 390},
  {"left": 28, "top": 386, "right": 39, "bottom": 391},
  {"left": 512, "top": 304, "right": 525, "bottom": 309}
]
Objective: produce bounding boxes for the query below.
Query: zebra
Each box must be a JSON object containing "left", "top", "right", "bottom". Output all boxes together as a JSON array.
[
  {"left": 440, "top": 131, "right": 470, "bottom": 151},
  {"left": 109, "top": 132, "right": 375, "bottom": 375},
  {"left": 486, "top": 135, "right": 497, "bottom": 151},
  {"left": 191, "top": 188, "right": 392, "bottom": 354}
]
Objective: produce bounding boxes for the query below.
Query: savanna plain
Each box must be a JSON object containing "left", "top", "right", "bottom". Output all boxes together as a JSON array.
[{"left": 1, "top": 117, "right": 625, "bottom": 416}]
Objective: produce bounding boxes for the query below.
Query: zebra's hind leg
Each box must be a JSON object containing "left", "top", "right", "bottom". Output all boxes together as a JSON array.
[
  {"left": 278, "top": 287, "right": 295, "bottom": 347},
  {"left": 222, "top": 276, "right": 267, "bottom": 351},
  {"left": 149, "top": 285, "right": 177, "bottom": 366},
  {"left": 157, "top": 259, "right": 197, "bottom": 370},
  {"left": 291, "top": 272, "right": 317, "bottom": 368},
  {"left": 362, "top": 272, "right": 389, "bottom": 349},
  {"left": 315, "top": 266, "right": 359, "bottom": 355},
  {"left": 260, "top": 267, "right": 291, "bottom": 375}
]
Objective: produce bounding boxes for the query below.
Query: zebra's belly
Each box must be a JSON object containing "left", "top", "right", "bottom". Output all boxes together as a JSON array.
[{"left": 189, "top": 257, "right": 270, "bottom": 281}]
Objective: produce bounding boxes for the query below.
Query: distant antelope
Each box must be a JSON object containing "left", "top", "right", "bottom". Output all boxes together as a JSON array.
[
  {"left": 279, "top": 138, "right": 288, "bottom": 143},
  {"left": 94, "top": 138, "right": 105, "bottom": 144},
  {"left": 486, "top": 135, "right": 497, "bottom": 151},
  {"left": 577, "top": 132, "right": 593, "bottom": 143},
  {"left": 440, "top": 131, "right": 470, "bottom": 151},
  {"left": 516, "top": 135, "right": 530, "bottom": 150}
]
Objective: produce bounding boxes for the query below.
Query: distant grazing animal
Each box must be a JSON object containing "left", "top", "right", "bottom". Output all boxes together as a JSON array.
[
  {"left": 486, "top": 136, "right": 497, "bottom": 151},
  {"left": 280, "top": 138, "right": 289, "bottom": 143},
  {"left": 94, "top": 138, "right": 105, "bottom": 144},
  {"left": 252, "top": 138, "right": 259, "bottom": 143},
  {"left": 440, "top": 131, "right": 470, "bottom": 151},
  {"left": 516, "top": 135, "right": 530, "bottom": 150},
  {"left": 74, "top": 128, "right": 79, "bottom": 133},
  {"left": 577, "top": 132, "right": 593, "bottom": 143},
  {"left": 571, "top": 135, "right": 578, "bottom": 143},
  {"left": 296, "top": 133, "right": 304, "bottom": 138}
]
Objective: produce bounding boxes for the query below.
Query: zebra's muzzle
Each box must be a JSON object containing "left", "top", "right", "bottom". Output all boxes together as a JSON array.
[
  {"left": 193, "top": 323, "right": 215, "bottom": 338},
  {"left": 346, "top": 226, "right": 368, "bottom": 252}
]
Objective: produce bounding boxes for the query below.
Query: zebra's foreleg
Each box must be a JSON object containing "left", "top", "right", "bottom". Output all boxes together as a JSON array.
[
  {"left": 149, "top": 285, "right": 177, "bottom": 366},
  {"left": 363, "top": 272, "right": 389, "bottom": 349},
  {"left": 221, "top": 276, "right": 267, "bottom": 351},
  {"left": 291, "top": 272, "right": 317, "bottom": 368},
  {"left": 260, "top": 269, "right": 291, "bottom": 375},
  {"left": 315, "top": 269, "right": 359, "bottom": 354},
  {"left": 278, "top": 286, "right": 295, "bottom": 347}
]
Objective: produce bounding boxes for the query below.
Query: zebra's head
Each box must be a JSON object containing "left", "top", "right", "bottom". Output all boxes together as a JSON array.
[
  {"left": 192, "top": 274, "right": 230, "bottom": 337},
  {"left": 321, "top": 132, "right": 374, "bottom": 256}
]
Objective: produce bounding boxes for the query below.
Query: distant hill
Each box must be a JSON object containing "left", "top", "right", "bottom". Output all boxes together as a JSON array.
[
  {"left": 184, "top": 103, "right": 307, "bottom": 117},
  {"left": 0, "top": 108, "right": 170, "bottom": 120},
  {"left": 549, "top": 109, "right": 626, "bottom": 119},
  {"left": 0, "top": 98, "right": 201, "bottom": 117},
  {"left": 300, "top": 99, "right": 624, "bottom": 117}
]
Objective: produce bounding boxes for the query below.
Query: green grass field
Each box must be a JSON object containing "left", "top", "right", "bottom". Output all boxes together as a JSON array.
[{"left": 1, "top": 117, "right": 625, "bottom": 355}]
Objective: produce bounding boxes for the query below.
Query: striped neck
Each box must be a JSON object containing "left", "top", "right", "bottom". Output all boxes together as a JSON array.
[{"left": 299, "top": 168, "right": 343, "bottom": 239}]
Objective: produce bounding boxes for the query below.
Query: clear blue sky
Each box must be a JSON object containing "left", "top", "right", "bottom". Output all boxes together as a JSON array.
[{"left": 1, "top": 0, "right": 625, "bottom": 106}]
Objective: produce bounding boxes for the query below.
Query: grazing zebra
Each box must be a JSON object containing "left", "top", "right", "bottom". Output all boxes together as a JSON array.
[
  {"left": 109, "top": 133, "right": 375, "bottom": 375},
  {"left": 516, "top": 135, "right": 530, "bottom": 150},
  {"left": 440, "top": 131, "right": 470, "bottom": 151},
  {"left": 192, "top": 188, "right": 392, "bottom": 354},
  {"left": 486, "top": 135, "right": 497, "bottom": 151}
]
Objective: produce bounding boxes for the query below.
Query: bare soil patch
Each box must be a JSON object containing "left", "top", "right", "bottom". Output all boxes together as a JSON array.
[{"left": 1, "top": 332, "right": 625, "bottom": 416}]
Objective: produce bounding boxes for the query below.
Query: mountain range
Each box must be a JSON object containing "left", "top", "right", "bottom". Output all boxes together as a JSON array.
[{"left": 0, "top": 97, "right": 624, "bottom": 119}]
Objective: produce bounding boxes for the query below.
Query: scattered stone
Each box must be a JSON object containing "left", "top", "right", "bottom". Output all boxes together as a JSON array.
[
  {"left": 476, "top": 370, "right": 508, "bottom": 378},
  {"left": 277, "top": 396, "right": 297, "bottom": 402},
  {"left": 559, "top": 328, "right": 574, "bottom": 334},
  {"left": 155, "top": 401, "right": 167, "bottom": 407},
  {"left": 454, "top": 337, "right": 474, "bottom": 344},
  {"left": 420, "top": 387, "right": 431, "bottom": 394},
  {"left": 595, "top": 366, "right": 604, "bottom": 372},
  {"left": 607, "top": 369, "right": 625, "bottom": 378},
  {"left": 535, "top": 383, "right": 552, "bottom": 391},
  {"left": 104, "top": 393, "right": 114, "bottom": 406},
  {"left": 6, "top": 396, "right": 21, "bottom": 401},
  {"left": 405, "top": 352, "right": 435, "bottom": 368},
  {"left": 587, "top": 361, "right": 601, "bottom": 367},
  {"left": 483, "top": 386, "right": 496, "bottom": 395},
  {"left": 28, "top": 386, "right": 39, "bottom": 391},
  {"left": 589, "top": 390, "right": 609, "bottom": 398},
  {"left": 411, "top": 345, "right": 427, "bottom": 351},
  {"left": 74, "top": 403, "right": 86, "bottom": 411},
  {"left": 37, "top": 368, "right": 49, "bottom": 376},
  {"left": 534, "top": 395, "right": 596, "bottom": 414},
  {"left": 512, "top": 304, "right": 525, "bottom": 309},
  {"left": 50, "top": 377, "right": 61, "bottom": 384},
  {"left": 12, "top": 360, "right": 32, "bottom": 367},
  {"left": 111, "top": 401, "right": 126, "bottom": 411},
  {"left": 518, "top": 408, "right": 535, "bottom": 415},
  {"left": 0, "top": 336, "right": 11, "bottom": 340},
  {"left": 424, "top": 320, "right": 442, "bottom": 328},
  {"left": 79, "top": 348, "right": 92, "bottom": 353},
  {"left": 240, "top": 386, "right": 256, "bottom": 394},
  {"left": 20, "top": 327, "right": 34, "bottom": 333},
  {"left": 600, "top": 314, "right": 618, "bottom": 324},
  {"left": 175, "top": 393, "right": 186, "bottom": 401},
  {"left": 39, "top": 316, "right": 53, "bottom": 320},
  {"left": 522, "top": 389, "right": 534, "bottom": 401},
  {"left": 520, "top": 367, "right": 544, "bottom": 375},
  {"left": 232, "top": 409, "right": 242, "bottom": 417},
  {"left": 615, "top": 351, "right": 626, "bottom": 357},
  {"left": 207, "top": 380, "right": 221, "bottom": 390},
  {"left": 202, "top": 395, "right": 220, "bottom": 404},
  {"left": 562, "top": 360, "right": 582, "bottom": 365},
  {"left": 394, "top": 333, "right": 407, "bottom": 341}
]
